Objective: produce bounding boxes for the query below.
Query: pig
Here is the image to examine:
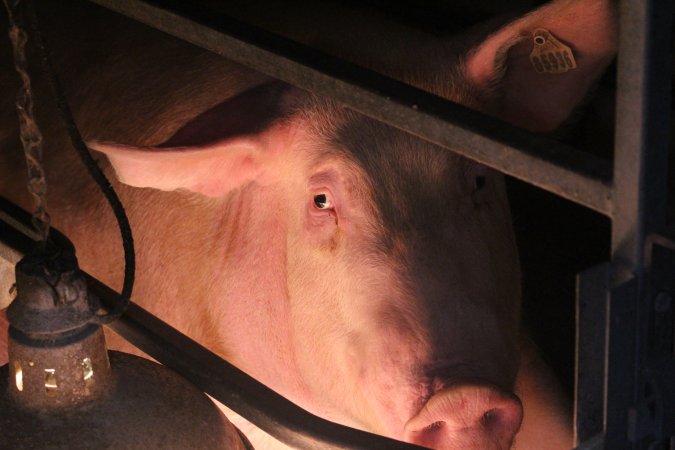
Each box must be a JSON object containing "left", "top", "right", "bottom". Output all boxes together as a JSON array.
[{"left": 0, "top": 0, "right": 616, "bottom": 448}]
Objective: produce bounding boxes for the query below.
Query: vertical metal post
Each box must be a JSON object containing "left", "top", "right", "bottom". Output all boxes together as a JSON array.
[
  {"left": 577, "top": 0, "right": 673, "bottom": 448},
  {"left": 605, "top": 0, "right": 673, "bottom": 448},
  {"left": 574, "top": 264, "right": 610, "bottom": 446},
  {"left": 611, "top": 0, "right": 671, "bottom": 276}
]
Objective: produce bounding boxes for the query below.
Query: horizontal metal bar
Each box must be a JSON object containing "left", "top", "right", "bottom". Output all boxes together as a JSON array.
[
  {"left": 0, "top": 196, "right": 424, "bottom": 450},
  {"left": 86, "top": 0, "right": 613, "bottom": 215}
]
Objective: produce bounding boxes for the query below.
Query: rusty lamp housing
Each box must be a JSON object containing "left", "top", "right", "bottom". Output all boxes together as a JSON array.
[{"left": 0, "top": 242, "right": 248, "bottom": 449}]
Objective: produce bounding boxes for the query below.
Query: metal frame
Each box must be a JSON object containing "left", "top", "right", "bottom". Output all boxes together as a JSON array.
[
  {"left": 575, "top": 0, "right": 674, "bottom": 449},
  {"left": 2, "top": 0, "right": 673, "bottom": 448}
]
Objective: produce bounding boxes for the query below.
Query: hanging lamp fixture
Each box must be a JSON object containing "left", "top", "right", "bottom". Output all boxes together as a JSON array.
[{"left": 0, "top": 241, "right": 249, "bottom": 449}]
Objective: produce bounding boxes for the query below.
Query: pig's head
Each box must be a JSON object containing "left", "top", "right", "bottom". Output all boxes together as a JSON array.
[{"left": 89, "top": 0, "right": 615, "bottom": 448}]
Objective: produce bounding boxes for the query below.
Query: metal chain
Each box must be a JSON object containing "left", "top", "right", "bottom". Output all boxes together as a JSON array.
[
  {"left": 4, "top": 0, "right": 50, "bottom": 244},
  {"left": 3, "top": 0, "right": 135, "bottom": 318}
]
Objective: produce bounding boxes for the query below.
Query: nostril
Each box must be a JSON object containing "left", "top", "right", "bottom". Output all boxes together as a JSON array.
[
  {"left": 482, "top": 408, "right": 498, "bottom": 427},
  {"left": 404, "top": 382, "right": 523, "bottom": 450},
  {"left": 480, "top": 403, "right": 524, "bottom": 446}
]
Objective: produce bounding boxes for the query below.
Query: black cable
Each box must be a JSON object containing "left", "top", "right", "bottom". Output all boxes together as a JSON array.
[{"left": 24, "top": 0, "right": 135, "bottom": 322}]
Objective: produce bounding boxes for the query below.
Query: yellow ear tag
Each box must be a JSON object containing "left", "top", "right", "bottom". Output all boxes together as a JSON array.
[{"left": 529, "top": 28, "right": 577, "bottom": 74}]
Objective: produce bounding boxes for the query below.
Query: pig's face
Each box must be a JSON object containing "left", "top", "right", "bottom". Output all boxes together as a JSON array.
[
  {"left": 93, "top": 94, "right": 524, "bottom": 448},
  {"left": 279, "top": 104, "right": 522, "bottom": 439},
  {"left": 84, "top": 0, "right": 617, "bottom": 447}
]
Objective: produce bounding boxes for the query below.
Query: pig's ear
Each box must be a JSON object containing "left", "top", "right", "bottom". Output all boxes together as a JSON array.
[
  {"left": 465, "top": 0, "right": 617, "bottom": 132},
  {"left": 88, "top": 82, "right": 305, "bottom": 197}
]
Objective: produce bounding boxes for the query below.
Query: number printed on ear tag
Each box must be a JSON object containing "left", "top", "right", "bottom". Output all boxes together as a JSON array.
[{"left": 529, "top": 28, "right": 577, "bottom": 74}]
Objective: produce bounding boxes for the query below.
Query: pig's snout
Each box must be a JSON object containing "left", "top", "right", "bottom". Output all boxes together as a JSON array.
[{"left": 403, "top": 382, "right": 523, "bottom": 450}]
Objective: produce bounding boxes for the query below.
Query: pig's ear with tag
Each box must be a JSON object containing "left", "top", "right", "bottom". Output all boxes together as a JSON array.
[
  {"left": 465, "top": 0, "right": 617, "bottom": 132},
  {"left": 88, "top": 81, "right": 305, "bottom": 197}
]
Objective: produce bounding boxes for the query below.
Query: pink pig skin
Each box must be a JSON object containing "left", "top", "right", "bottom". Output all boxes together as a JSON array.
[{"left": 0, "top": 0, "right": 616, "bottom": 449}]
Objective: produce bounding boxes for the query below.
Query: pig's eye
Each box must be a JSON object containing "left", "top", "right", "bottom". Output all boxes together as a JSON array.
[{"left": 313, "top": 193, "right": 332, "bottom": 210}]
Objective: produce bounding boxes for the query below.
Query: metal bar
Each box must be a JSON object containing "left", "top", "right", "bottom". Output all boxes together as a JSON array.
[
  {"left": 574, "top": 264, "right": 610, "bottom": 446},
  {"left": 604, "top": 0, "right": 673, "bottom": 448},
  {"left": 0, "top": 196, "right": 425, "bottom": 450},
  {"left": 604, "top": 278, "right": 640, "bottom": 450},
  {"left": 611, "top": 0, "right": 672, "bottom": 276},
  {"left": 85, "top": 0, "right": 613, "bottom": 215},
  {"left": 641, "top": 234, "right": 675, "bottom": 441}
]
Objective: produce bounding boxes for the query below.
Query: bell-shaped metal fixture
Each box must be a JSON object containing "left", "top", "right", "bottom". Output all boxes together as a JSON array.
[{"left": 0, "top": 244, "right": 251, "bottom": 449}]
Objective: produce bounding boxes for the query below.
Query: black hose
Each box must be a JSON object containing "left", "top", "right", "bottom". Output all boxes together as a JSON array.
[{"left": 24, "top": 0, "right": 135, "bottom": 321}]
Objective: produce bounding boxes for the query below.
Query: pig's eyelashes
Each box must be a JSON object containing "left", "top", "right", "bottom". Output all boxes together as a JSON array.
[{"left": 313, "top": 193, "right": 333, "bottom": 210}]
